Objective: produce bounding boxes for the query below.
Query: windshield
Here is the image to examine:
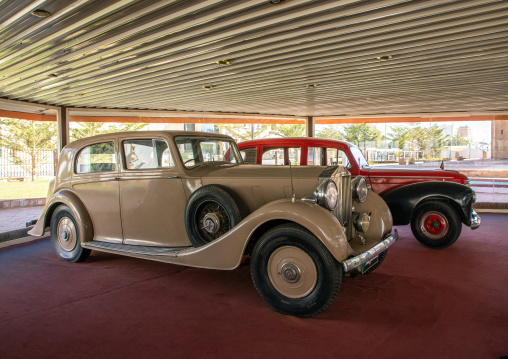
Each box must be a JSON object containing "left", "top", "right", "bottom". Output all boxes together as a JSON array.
[
  {"left": 350, "top": 146, "right": 369, "bottom": 168},
  {"left": 175, "top": 136, "right": 243, "bottom": 168}
]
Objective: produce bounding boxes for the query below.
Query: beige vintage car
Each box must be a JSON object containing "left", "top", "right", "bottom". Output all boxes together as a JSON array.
[{"left": 30, "top": 131, "right": 398, "bottom": 317}]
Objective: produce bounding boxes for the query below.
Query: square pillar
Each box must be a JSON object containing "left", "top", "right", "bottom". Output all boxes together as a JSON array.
[
  {"left": 306, "top": 116, "right": 314, "bottom": 137},
  {"left": 56, "top": 106, "right": 69, "bottom": 153}
]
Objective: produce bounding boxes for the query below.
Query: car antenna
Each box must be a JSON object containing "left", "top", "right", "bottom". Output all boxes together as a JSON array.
[{"left": 289, "top": 161, "right": 296, "bottom": 203}]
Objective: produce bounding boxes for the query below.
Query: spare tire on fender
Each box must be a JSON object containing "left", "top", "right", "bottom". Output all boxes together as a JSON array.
[{"left": 185, "top": 185, "right": 242, "bottom": 247}]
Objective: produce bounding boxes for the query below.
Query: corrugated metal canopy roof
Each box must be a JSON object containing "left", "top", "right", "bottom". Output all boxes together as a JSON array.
[{"left": 1, "top": 0, "right": 507, "bottom": 118}]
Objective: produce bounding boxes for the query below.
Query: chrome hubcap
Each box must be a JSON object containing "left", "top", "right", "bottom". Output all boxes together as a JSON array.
[
  {"left": 267, "top": 246, "right": 317, "bottom": 299},
  {"left": 203, "top": 213, "right": 220, "bottom": 234},
  {"left": 420, "top": 211, "right": 449, "bottom": 240},
  {"left": 280, "top": 262, "right": 301, "bottom": 283},
  {"left": 60, "top": 229, "right": 70, "bottom": 241},
  {"left": 56, "top": 217, "right": 77, "bottom": 252}
]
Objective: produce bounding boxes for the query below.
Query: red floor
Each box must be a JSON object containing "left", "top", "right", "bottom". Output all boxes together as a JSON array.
[{"left": 1, "top": 214, "right": 507, "bottom": 359}]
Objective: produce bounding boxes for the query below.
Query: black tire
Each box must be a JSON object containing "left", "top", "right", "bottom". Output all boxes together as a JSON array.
[
  {"left": 410, "top": 201, "right": 462, "bottom": 249},
  {"left": 50, "top": 205, "right": 91, "bottom": 262},
  {"left": 185, "top": 185, "right": 242, "bottom": 247},
  {"left": 250, "top": 224, "right": 342, "bottom": 317},
  {"left": 362, "top": 250, "right": 387, "bottom": 274}
]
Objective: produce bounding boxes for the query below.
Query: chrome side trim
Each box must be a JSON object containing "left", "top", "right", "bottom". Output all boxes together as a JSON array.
[
  {"left": 342, "top": 230, "right": 399, "bottom": 272},
  {"left": 470, "top": 210, "right": 481, "bottom": 230}
]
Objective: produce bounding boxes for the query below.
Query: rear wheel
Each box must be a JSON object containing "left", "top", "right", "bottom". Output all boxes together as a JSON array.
[
  {"left": 50, "top": 205, "right": 91, "bottom": 262},
  {"left": 411, "top": 201, "right": 461, "bottom": 249},
  {"left": 251, "top": 224, "right": 342, "bottom": 317}
]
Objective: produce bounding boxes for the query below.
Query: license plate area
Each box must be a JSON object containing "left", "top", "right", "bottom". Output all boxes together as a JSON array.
[{"left": 360, "top": 255, "right": 379, "bottom": 274}]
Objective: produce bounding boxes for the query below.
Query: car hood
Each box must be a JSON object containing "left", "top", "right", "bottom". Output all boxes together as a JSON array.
[
  {"left": 185, "top": 164, "right": 330, "bottom": 208},
  {"left": 187, "top": 163, "right": 327, "bottom": 179},
  {"left": 365, "top": 166, "right": 468, "bottom": 183}
]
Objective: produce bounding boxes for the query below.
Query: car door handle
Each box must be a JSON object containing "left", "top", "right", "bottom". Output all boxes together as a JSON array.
[{"left": 168, "top": 176, "right": 179, "bottom": 179}]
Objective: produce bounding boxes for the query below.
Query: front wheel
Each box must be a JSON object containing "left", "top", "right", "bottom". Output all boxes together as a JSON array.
[
  {"left": 50, "top": 205, "right": 91, "bottom": 262},
  {"left": 250, "top": 224, "right": 342, "bottom": 317},
  {"left": 410, "top": 201, "right": 462, "bottom": 249}
]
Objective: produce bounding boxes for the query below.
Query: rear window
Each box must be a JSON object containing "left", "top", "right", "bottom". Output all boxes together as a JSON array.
[
  {"left": 262, "top": 147, "right": 284, "bottom": 165},
  {"left": 123, "top": 139, "right": 173, "bottom": 170},
  {"left": 261, "top": 147, "right": 301, "bottom": 165},
  {"left": 307, "top": 147, "right": 324, "bottom": 166},
  {"left": 76, "top": 141, "right": 116, "bottom": 174}
]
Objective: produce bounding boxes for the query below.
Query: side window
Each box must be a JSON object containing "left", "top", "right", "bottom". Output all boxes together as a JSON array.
[
  {"left": 76, "top": 141, "right": 116, "bottom": 174},
  {"left": 287, "top": 147, "right": 301, "bottom": 165},
  {"left": 240, "top": 147, "right": 257, "bottom": 164},
  {"left": 326, "top": 148, "right": 351, "bottom": 167},
  {"left": 308, "top": 147, "right": 324, "bottom": 166},
  {"left": 262, "top": 147, "right": 284, "bottom": 165},
  {"left": 123, "top": 139, "right": 173, "bottom": 170}
]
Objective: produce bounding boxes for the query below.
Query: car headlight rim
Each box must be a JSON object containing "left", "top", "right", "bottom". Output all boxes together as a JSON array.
[
  {"left": 324, "top": 180, "right": 338, "bottom": 210},
  {"left": 353, "top": 176, "right": 368, "bottom": 202},
  {"left": 314, "top": 179, "right": 338, "bottom": 211}
]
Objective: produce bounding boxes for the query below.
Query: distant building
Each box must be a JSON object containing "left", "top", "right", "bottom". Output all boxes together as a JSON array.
[
  {"left": 492, "top": 120, "right": 508, "bottom": 159},
  {"left": 457, "top": 126, "right": 472, "bottom": 141}
]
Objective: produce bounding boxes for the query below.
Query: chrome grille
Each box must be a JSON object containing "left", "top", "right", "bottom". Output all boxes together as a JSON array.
[{"left": 320, "top": 166, "right": 352, "bottom": 240}]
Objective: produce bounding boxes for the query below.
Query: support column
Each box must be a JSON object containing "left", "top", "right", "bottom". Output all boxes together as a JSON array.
[
  {"left": 56, "top": 106, "right": 69, "bottom": 154},
  {"left": 306, "top": 116, "right": 314, "bottom": 137}
]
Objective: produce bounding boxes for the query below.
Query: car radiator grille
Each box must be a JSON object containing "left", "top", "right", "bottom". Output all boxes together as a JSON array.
[{"left": 320, "top": 166, "right": 352, "bottom": 240}]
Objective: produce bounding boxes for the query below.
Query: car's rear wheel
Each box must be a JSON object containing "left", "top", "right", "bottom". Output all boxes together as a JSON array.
[
  {"left": 411, "top": 201, "right": 462, "bottom": 249},
  {"left": 250, "top": 224, "right": 342, "bottom": 317},
  {"left": 50, "top": 205, "right": 91, "bottom": 262},
  {"left": 185, "top": 185, "right": 242, "bottom": 247}
]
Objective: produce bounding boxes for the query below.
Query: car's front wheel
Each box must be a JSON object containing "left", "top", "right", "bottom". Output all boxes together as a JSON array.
[
  {"left": 411, "top": 201, "right": 462, "bottom": 249},
  {"left": 250, "top": 224, "right": 342, "bottom": 317},
  {"left": 50, "top": 205, "right": 91, "bottom": 262}
]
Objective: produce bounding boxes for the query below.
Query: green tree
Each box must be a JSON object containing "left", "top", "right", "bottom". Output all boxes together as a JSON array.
[
  {"left": 388, "top": 125, "right": 410, "bottom": 151},
  {"left": 342, "top": 123, "right": 382, "bottom": 147},
  {"left": 316, "top": 125, "right": 343, "bottom": 140},
  {"left": 423, "top": 125, "right": 447, "bottom": 159},
  {"left": 449, "top": 134, "right": 471, "bottom": 146},
  {"left": 71, "top": 122, "right": 147, "bottom": 140},
  {"left": 269, "top": 124, "right": 305, "bottom": 137},
  {"left": 222, "top": 124, "right": 269, "bottom": 141},
  {"left": 0, "top": 119, "right": 57, "bottom": 181}
]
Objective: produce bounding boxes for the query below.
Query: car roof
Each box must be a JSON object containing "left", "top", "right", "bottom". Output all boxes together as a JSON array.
[
  {"left": 65, "top": 130, "right": 234, "bottom": 150},
  {"left": 237, "top": 137, "right": 355, "bottom": 147}
]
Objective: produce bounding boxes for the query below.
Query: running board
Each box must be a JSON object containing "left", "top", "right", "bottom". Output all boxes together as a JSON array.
[{"left": 82, "top": 241, "right": 191, "bottom": 257}]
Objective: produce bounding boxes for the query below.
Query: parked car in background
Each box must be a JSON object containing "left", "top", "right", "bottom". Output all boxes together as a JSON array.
[
  {"left": 29, "top": 131, "right": 398, "bottom": 317},
  {"left": 237, "top": 137, "right": 480, "bottom": 249}
]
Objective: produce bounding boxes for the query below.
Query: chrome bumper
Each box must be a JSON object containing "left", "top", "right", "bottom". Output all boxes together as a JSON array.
[
  {"left": 471, "top": 209, "right": 481, "bottom": 230},
  {"left": 342, "top": 230, "right": 399, "bottom": 272}
]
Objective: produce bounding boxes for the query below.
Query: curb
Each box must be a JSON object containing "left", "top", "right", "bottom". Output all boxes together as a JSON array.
[
  {"left": 0, "top": 197, "right": 46, "bottom": 209},
  {"left": 473, "top": 202, "right": 508, "bottom": 210},
  {"left": 0, "top": 226, "right": 33, "bottom": 244}
]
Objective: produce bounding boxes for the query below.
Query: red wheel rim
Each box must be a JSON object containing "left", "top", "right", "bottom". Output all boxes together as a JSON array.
[{"left": 419, "top": 211, "right": 449, "bottom": 240}]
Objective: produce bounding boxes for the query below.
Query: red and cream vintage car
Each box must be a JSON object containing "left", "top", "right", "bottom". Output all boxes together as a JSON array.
[
  {"left": 29, "top": 131, "right": 398, "bottom": 317},
  {"left": 237, "top": 137, "right": 480, "bottom": 249}
]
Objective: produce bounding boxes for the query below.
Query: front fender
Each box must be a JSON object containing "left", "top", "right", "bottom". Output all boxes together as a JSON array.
[
  {"left": 381, "top": 182, "right": 475, "bottom": 226},
  {"left": 28, "top": 189, "right": 94, "bottom": 243},
  {"left": 171, "top": 199, "right": 350, "bottom": 270}
]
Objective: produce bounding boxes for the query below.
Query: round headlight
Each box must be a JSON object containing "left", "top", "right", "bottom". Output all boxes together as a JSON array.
[
  {"left": 352, "top": 176, "right": 368, "bottom": 202},
  {"left": 314, "top": 180, "right": 338, "bottom": 210},
  {"left": 354, "top": 213, "right": 370, "bottom": 233},
  {"left": 324, "top": 180, "right": 338, "bottom": 210}
]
